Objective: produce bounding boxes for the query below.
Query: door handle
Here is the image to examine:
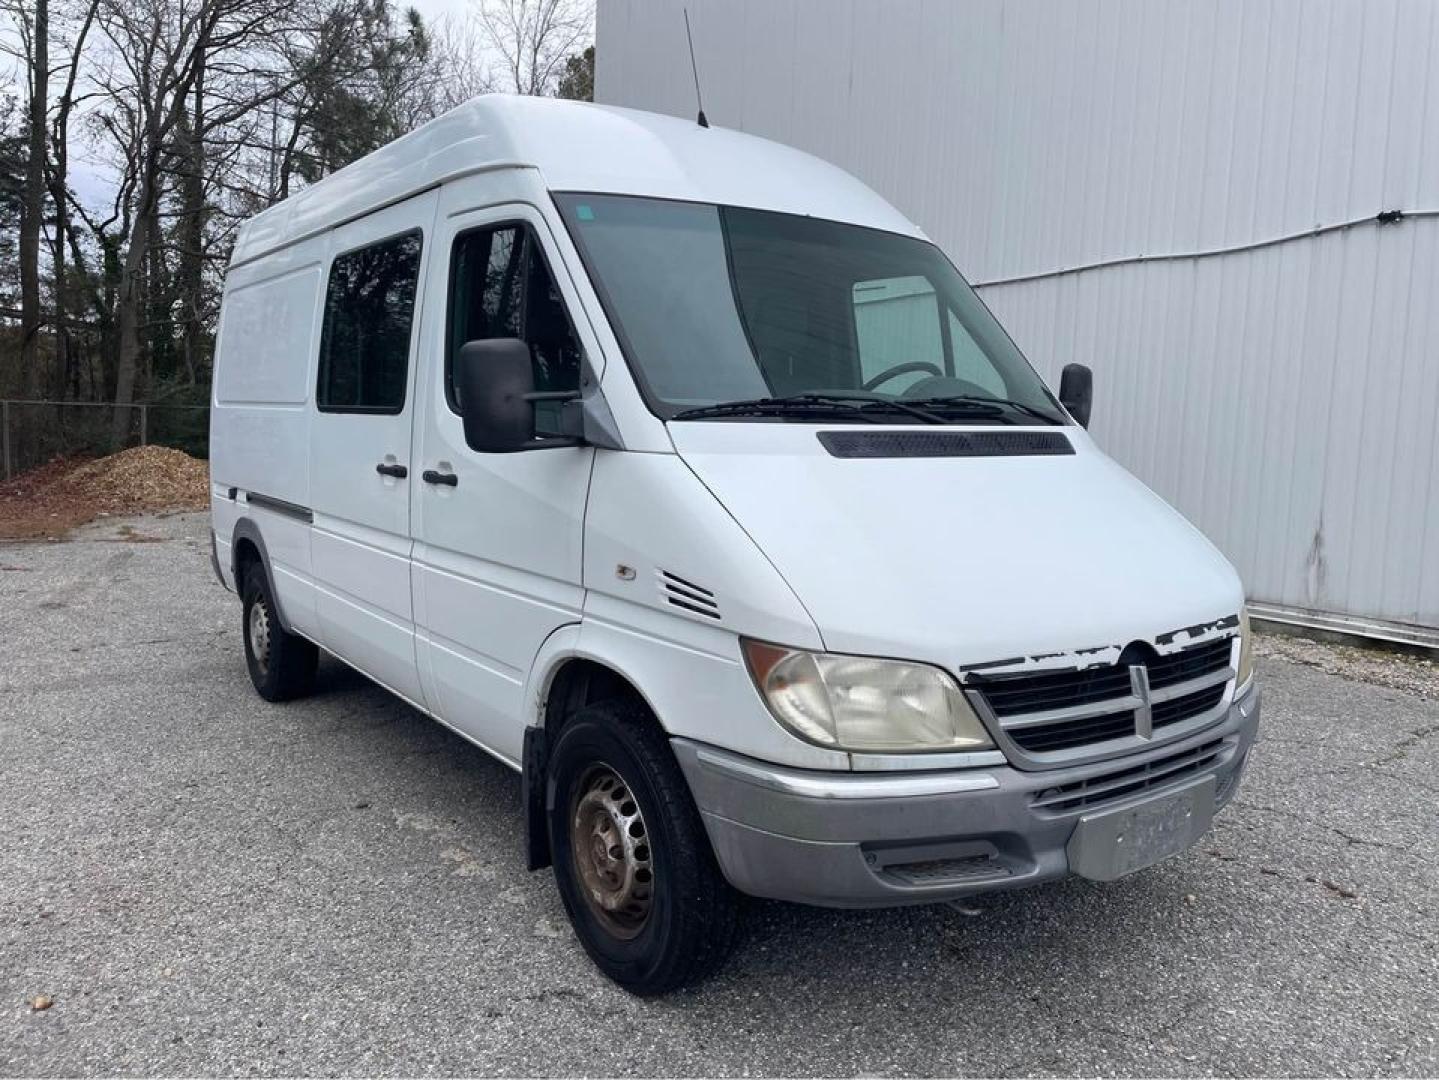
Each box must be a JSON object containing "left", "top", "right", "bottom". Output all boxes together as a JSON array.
[
  {"left": 422, "top": 469, "right": 458, "bottom": 487},
  {"left": 375, "top": 462, "right": 408, "bottom": 479}
]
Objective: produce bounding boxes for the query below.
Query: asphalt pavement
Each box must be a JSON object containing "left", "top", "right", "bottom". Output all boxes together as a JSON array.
[{"left": 1, "top": 513, "right": 1435, "bottom": 1076}]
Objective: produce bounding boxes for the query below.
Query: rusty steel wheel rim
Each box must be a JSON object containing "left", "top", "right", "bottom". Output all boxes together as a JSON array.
[
  {"left": 570, "top": 764, "right": 653, "bottom": 939},
  {"left": 248, "top": 598, "right": 272, "bottom": 675}
]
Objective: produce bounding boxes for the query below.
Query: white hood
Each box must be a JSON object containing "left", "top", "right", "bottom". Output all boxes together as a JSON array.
[{"left": 669, "top": 422, "right": 1244, "bottom": 672}]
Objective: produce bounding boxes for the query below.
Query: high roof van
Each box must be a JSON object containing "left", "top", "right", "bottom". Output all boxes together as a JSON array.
[{"left": 210, "top": 95, "right": 1260, "bottom": 994}]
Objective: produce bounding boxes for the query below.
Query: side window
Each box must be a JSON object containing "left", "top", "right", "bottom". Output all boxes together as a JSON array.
[
  {"left": 851, "top": 275, "right": 946, "bottom": 393},
  {"left": 446, "top": 223, "right": 583, "bottom": 417},
  {"left": 316, "top": 230, "right": 423, "bottom": 414}
]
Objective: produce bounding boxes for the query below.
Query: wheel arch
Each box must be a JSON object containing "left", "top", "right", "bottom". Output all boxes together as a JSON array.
[
  {"left": 521, "top": 629, "right": 668, "bottom": 873},
  {"left": 230, "top": 518, "right": 294, "bottom": 633}
]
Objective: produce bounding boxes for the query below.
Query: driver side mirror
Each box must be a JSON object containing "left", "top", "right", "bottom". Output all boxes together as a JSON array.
[
  {"left": 454, "top": 338, "right": 582, "bottom": 452},
  {"left": 1059, "top": 363, "right": 1093, "bottom": 429}
]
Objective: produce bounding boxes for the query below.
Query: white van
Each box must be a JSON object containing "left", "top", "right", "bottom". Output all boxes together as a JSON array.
[{"left": 210, "top": 95, "right": 1260, "bottom": 993}]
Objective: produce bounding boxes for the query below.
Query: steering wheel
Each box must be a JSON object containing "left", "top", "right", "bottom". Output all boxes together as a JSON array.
[{"left": 862, "top": 361, "right": 944, "bottom": 392}]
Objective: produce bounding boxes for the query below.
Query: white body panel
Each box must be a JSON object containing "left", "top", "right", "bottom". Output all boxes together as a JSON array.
[
  {"left": 212, "top": 94, "right": 1249, "bottom": 782},
  {"left": 579, "top": 450, "right": 842, "bottom": 770},
  {"left": 307, "top": 192, "right": 437, "bottom": 708},
  {"left": 667, "top": 422, "right": 1243, "bottom": 669},
  {"left": 210, "top": 233, "right": 327, "bottom": 641},
  {"left": 409, "top": 183, "right": 594, "bottom": 765}
]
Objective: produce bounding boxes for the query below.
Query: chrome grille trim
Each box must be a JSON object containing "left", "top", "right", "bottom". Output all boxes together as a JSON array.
[{"left": 999, "top": 692, "right": 1144, "bottom": 729}]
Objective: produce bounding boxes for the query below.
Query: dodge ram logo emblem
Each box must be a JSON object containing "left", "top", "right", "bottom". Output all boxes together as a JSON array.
[{"left": 1129, "top": 664, "right": 1154, "bottom": 739}]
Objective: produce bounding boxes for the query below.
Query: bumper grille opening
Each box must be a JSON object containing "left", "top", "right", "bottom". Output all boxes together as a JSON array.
[{"left": 1032, "top": 739, "right": 1228, "bottom": 814}]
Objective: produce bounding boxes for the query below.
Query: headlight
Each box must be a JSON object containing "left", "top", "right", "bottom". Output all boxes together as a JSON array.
[
  {"left": 741, "top": 639, "right": 993, "bottom": 753},
  {"left": 1236, "top": 604, "right": 1255, "bottom": 686}
]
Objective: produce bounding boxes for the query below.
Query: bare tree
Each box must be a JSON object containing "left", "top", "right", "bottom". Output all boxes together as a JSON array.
[
  {"left": 46, "top": 0, "right": 101, "bottom": 398},
  {"left": 429, "top": 14, "right": 495, "bottom": 114},
  {"left": 5, "top": 0, "right": 48, "bottom": 396},
  {"left": 91, "top": 0, "right": 320, "bottom": 443},
  {"left": 0, "top": 0, "right": 594, "bottom": 454},
  {"left": 476, "top": 0, "right": 591, "bottom": 97}
]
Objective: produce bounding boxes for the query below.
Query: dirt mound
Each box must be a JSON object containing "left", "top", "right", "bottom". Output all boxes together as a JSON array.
[{"left": 0, "top": 446, "right": 209, "bottom": 541}]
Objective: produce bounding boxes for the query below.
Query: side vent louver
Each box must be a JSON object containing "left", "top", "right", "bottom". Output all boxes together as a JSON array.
[{"left": 659, "top": 571, "right": 721, "bottom": 620}]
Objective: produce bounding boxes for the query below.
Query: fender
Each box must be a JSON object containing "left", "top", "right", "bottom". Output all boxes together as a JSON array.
[
  {"left": 520, "top": 624, "right": 674, "bottom": 871},
  {"left": 230, "top": 518, "right": 295, "bottom": 634},
  {"left": 520, "top": 623, "right": 584, "bottom": 872},
  {"left": 520, "top": 622, "right": 587, "bottom": 732}
]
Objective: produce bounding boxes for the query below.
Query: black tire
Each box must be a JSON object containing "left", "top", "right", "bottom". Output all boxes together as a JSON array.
[
  {"left": 241, "top": 568, "right": 317, "bottom": 702},
  {"left": 547, "top": 699, "right": 740, "bottom": 994}
]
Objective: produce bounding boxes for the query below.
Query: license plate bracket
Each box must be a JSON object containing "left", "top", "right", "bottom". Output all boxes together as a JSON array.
[{"left": 1066, "top": 775, "right": 1216, "bottom": 881}]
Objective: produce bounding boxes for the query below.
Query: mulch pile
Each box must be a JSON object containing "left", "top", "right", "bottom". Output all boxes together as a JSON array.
[{"left": 0, "top": 446, "right": 209, "bottom": 541}]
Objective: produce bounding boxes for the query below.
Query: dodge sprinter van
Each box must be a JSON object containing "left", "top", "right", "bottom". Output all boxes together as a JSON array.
[{"left": 210, "top": 95, "right": 1260, "bottom": 994}]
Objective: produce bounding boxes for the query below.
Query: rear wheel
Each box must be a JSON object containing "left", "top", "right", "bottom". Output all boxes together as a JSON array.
[
  {"left": 241, "top": 569, "right": 317, "bottom": 701},
  {"left": 547, "top": 699, "right": 740, "bottom": 994}
]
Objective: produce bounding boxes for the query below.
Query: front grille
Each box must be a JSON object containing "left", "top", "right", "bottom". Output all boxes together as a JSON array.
[
  {"left": 1153, "top": 683, "right": 1225, "bottom": 728},
  {"left": 972, "top": 634, "right": 1236, "bottom": 763},
  {"left": 1032, "top": 739, "right": 1228, "bottom": 814},
  {"left": 982, "top": 665, "right": 1132, "bottom": 718},
  {"left": 1010, "top": 709, "right": 1135, "bottom": 753},
  {"left": 1147, "top": 638, "right": 1233, "bottom": 689}
]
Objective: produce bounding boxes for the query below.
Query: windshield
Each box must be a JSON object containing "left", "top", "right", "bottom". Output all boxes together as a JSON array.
[{"left": 554, "top": 193, "right": 1065, "bottom": 425}]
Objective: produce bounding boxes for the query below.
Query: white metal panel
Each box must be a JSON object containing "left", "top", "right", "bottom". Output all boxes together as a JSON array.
[
  {"left": 596, "top": 0, "right": 1439, "bottom": 634},
  {"left": 668, "top": 419, "right": 1243, "bottom": 669},
  {"left": 230, "top": 94, "right": 921, "bottom": 268}
]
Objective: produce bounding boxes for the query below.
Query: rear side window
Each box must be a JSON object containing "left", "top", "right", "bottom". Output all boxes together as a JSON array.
[
  {"left": 316, "top": 230, "right": 423, "bottom": 414},
  {"left": 447, "top": 223, "right": 582, "bottom": 413}
]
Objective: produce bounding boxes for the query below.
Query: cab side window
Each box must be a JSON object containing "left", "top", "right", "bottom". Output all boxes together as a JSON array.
[
  {"left": 447, "top": 224, "right": 583, "bottom": 416},
  {"left": 317, "top": 230, "right": 423, "bottom": 413}
]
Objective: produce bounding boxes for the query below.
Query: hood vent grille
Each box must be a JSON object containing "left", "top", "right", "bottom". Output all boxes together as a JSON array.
[
  {"left": 659, "top": 570, "right": 721, "bottom": 620},
  {"left": 817, "top": 430, "right": 1074, "bottom": 459}
]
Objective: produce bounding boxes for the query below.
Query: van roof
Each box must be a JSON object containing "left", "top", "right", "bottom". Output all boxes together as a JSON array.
[{"left": 231, "top": 94, "right": 922, "bottom": 267}]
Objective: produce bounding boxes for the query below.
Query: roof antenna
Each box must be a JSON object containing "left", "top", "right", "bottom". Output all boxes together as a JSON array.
[{"left": 683, "top": 8, "right": 709, "bottom": 128}]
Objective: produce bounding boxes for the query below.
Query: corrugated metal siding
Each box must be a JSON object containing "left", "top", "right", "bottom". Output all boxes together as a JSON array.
[{"left": 596, "top": 0, "right": 1439, "bottom": 633}]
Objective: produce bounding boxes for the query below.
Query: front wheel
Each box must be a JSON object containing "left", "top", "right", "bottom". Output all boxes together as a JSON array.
[
  {"left": 547, "top": 700, "right": 740, "bottom": 994},
  {"left": 241, "top": 570, "right": 318, "bottom": 702}
]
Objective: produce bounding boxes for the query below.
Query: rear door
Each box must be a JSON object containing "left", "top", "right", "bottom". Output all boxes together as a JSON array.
[
  {"left": 309, "top": 192, "right": 437, "bottom": 707},
  {"left": 410, "top": 202, "right": 594, "bottom": 765}
]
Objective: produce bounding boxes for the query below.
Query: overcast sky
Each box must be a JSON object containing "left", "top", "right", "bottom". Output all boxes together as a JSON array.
[{"left": 409, "top": 0, "right": 478, "bottom": 28}]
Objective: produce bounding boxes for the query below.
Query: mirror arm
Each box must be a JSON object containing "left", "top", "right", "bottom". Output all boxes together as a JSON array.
[
  {"left": 529, "top": 388, "right": 587, "bottom": 446},
  {"left": 530, "top": 435, "right": 584, "bottom": 448}
]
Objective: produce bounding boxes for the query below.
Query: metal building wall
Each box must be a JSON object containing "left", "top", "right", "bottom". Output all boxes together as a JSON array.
[{"left": 596, "top": 0, "right": 1439, "bottom": 642}]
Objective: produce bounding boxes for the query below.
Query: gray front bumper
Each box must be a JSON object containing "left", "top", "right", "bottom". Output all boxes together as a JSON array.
[{"left": 674, "top": 684, "right": 1261, "bottom": 908}]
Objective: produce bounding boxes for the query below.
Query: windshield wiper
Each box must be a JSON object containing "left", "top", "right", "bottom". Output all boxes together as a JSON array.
[
  {"left": 904, "top": 395, "right": 1065, "bottom": 426},
  {"left": 671, "top": 393, "right": 950, "bottom": 424}
]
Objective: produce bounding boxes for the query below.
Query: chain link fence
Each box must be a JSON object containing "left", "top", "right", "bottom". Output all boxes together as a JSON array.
[{"left": 1, "top": 399, "right": 210, "bottom": 480}]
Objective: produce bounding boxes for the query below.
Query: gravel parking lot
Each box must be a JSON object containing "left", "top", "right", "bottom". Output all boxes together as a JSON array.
[{"left": 2, "top": 512, "right": 1436, "bottom": 1077}]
